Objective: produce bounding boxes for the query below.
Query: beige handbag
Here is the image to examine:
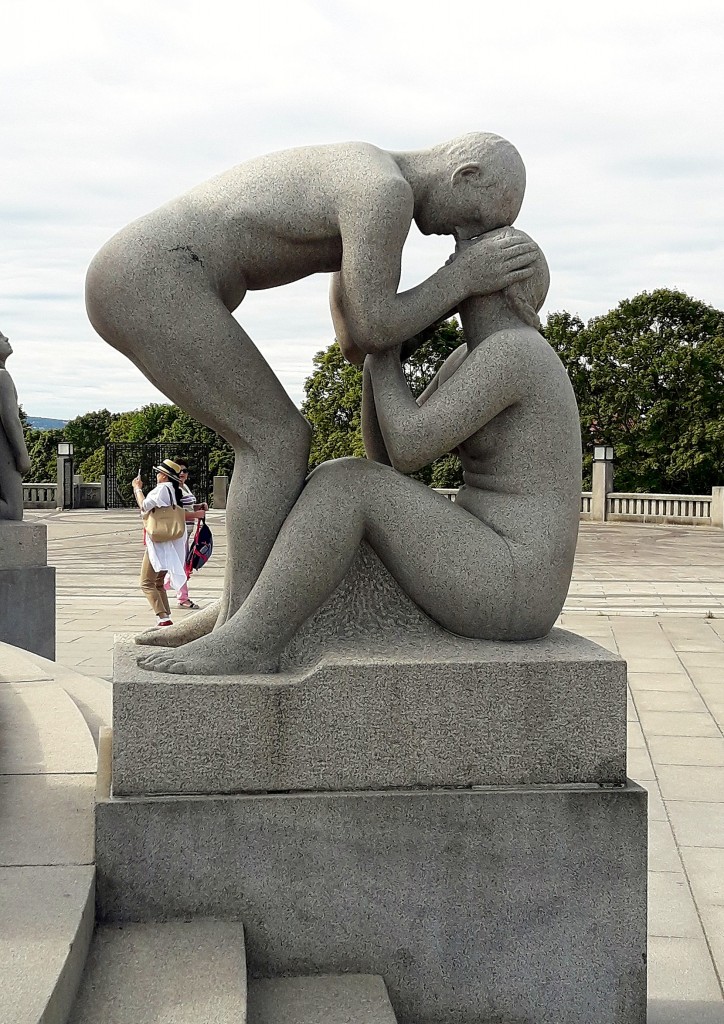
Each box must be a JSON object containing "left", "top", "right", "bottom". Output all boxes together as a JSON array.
[{"left": 144, "top": 485, "right": 186, "bottom": 542}]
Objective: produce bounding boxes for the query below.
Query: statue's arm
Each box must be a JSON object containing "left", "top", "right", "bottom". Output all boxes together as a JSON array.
[
  {"left": 335, "top": 188, "right": 537, "bottom": 359},
  {"left": 330, "top": 274, "right": 367, "bottom": 366},
  {"left": 334, "top": 182, "right": 470, "bottom": 357},
  {"left": 0, "top": 372, "right": 30, "bottom": 474},
  {"left": 367, "top": 335, "right": 522, "bottom": 474},
  {"left": 361, "top": 362, "right": 392, "bottom": 465}
]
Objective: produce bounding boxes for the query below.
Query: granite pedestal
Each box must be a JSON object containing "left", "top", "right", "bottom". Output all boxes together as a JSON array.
[
  {"left": 96, "top": 731, "right": 647, "bottom": 1024},
  {"left": 112, "top": 628, "right": 626, "bottom": 796},
  {"left": 0, "top": 521, "right": 55, "bottom": 659},
  {"left": 98, "top": 549, "right": 646, "bottom": 1022}
]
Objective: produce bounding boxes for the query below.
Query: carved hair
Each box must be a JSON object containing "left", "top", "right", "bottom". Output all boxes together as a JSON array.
[
  {"left": 440, "top": 132, "right": 523, "bottom": 170},
  {"left": 503, "top": 230, "right": 550, "bottom": 330},
  {"left": 473, "top": 227, "right": 549, "bottom": 330}
]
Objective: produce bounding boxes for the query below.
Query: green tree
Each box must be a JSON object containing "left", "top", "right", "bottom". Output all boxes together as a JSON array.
[
  {"left": 23, "top": 427, "right": 63, "bottom": 481},
  {"left": 544, "top": 289, "right": 724, "bottom": 493},
  {"left": 301, "top": 320, "right": 465, "bottom": 486},
  {"left": 22, "top": 401, "right": 236, "bottom": 486},
  {"left": 108, "top": 403, "right": 180, "bottom": 444},
  {"left": 159, "top": 410, "right": 235, "bottom": 478}
]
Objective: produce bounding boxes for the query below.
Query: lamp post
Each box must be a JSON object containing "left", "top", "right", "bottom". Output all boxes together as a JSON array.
[
  {"left": 591, "top": 444, "right": 614, "bottom": 523},
  {"left": 56, "top": 441, "right": 75, "bottom": 509}
]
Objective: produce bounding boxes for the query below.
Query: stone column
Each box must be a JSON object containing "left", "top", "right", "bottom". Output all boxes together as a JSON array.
[
  {"left": 590, "top": 446, "right": 614, "bottom": 523},
  {"left": 711, "top": 486, "right": 724, "bottom": 528},
  {"left": 213, "top": 475, "right": 228, "bottom": 510}
]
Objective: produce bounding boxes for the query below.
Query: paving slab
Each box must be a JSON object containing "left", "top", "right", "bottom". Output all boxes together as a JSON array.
[
  {"left": 648, "top": 871, "right": 704, "bottom": 939},
  {"left": 647, "top": 936, "right": 723, "bottom": 1001},
  {"left": 633, "top": 690, "right": 708, "bottom": 713},
  {"left": 647, "top": 735, "right": 724, "bottom": 766},
  {"left": 667, "top": 801, "right": 724, "bottom": 848},
  {"left": 638, "top": 710, "right": 722, "bottom": 737},
  {"left": 657, "top": 765, "right": 724, "bottom": 802}
]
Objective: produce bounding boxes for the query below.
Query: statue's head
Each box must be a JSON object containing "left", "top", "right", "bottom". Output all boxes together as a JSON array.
[
  {"left": 493, "top": 227, "right": 549, "bottom": 329},
  {"left": 415, "top": 133, "right": 526, "bottom": 238},
  {"left": 0, "top": 331, "right": 11, "bottom": 361}
]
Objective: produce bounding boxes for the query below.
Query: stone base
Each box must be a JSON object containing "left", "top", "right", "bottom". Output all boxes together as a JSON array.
[
  {"left": 96, "top": 734, "right": 647, "bottom": 1024},
  {"left": 113, "top": 628, "right": 626, "bottom": 796},
  {"left": 0, "top": 520, "right": 55, "bottom": 659}
]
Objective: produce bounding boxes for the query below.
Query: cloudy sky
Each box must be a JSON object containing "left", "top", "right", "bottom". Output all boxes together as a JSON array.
[{"left": 2, "top": 0, "right": 723, "bottom": 419}]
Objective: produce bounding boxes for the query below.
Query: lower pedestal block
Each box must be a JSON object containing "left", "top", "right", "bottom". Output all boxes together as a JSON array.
[
  {"left": 0, "top": 565, "right": 55, "bottom": 659},
  {"left": 96, "top": 739, "right": 647, "bottom": 1024}
]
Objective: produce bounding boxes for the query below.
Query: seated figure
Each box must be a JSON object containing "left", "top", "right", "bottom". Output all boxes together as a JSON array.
[{"left": 138, "top": 230, "right": 582, "bottom": 676}]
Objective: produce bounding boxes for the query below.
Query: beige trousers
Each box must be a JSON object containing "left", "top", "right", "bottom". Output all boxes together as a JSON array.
[{"left": 140, "top": 551, "right": 171, "bottom": 617}]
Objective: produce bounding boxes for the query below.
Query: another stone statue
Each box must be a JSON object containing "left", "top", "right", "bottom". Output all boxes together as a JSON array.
[
  {"left": 137, "top": 226, "right": 581, "bottom": 675},
  {"left": 0, "top": 330, "right": 31, "bottom": 520},
  {"left": 86, "top": 133, "right": 537, "bottom": 645}
]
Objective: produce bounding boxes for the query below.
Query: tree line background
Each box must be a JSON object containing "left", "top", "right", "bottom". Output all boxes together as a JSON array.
[{"left": 22, "top": 288, "right": 724, "bottom": 494}]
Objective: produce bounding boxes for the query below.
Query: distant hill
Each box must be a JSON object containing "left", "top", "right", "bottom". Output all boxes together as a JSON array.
[{"left": 27, "top": 417, "right": 68, "bottom": 430}]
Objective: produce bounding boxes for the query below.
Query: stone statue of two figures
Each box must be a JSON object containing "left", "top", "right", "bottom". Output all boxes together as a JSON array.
[{"left": 85, "top": 132, "right": 582, "bottom": 676}]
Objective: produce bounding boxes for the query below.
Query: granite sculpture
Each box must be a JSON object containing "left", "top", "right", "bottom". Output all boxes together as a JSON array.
[
  {"left": 86, "top": 133, "right": 581, "bottom": 675},
  {"left": 0, "top": 330, "right": 31, "bottom": 521}
]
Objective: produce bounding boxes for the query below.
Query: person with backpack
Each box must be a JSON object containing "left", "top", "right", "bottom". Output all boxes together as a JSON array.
[
  {"left": 132, "top": 458, "right": 202, "bottom": 628},
  {"left": 163, "top": 457, "right": 209, "bottom": 610}
]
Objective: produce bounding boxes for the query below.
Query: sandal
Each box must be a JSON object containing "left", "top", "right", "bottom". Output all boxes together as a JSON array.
[{"left": 178, "top": 600, "right": 200, "bottom": 609}]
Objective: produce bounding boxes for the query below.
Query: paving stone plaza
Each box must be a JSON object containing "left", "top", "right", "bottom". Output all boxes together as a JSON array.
[{"left": 5, "top": 509, "right": 724, "bottom": 1020}]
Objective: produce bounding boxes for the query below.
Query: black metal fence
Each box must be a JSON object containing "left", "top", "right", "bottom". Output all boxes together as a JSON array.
[{"left": 104, "top": 443, "right": 210, "bottom": 509}]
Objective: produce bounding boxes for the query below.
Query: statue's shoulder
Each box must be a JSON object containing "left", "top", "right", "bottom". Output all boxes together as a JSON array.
[{"left": 0, "top": 367, "right": 18, "bottom": 400}]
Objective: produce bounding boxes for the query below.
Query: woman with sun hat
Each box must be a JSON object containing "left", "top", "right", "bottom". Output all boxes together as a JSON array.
[{"left": 131, "top": 459, "right": 189, "bottom": 628}]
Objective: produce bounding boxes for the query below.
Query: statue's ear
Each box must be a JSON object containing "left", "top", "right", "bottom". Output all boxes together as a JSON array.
[{"left": 451, "top": 162, "right": 480, "bottom": 186}]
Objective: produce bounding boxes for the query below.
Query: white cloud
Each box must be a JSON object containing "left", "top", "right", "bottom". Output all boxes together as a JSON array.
[{"left": 1, "top": 0, "right": 723, "bottom": 417}]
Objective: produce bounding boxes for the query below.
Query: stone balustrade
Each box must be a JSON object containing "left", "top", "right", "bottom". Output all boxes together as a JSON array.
[
  {"left": 23, "top": 474, "right": 724, "bottom": 526},
  {"left": 22, "top": 482, "right": 58, "bottom": 508}
]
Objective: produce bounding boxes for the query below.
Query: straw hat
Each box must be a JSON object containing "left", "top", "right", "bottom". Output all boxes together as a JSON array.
[{"left": 152, "top": 458, "right": 183, "bottom": 483}]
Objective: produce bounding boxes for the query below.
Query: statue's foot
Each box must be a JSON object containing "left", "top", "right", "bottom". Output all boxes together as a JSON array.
[
  {"left": 134, "top": 600, "right": 222, "bottom": 647},
  {"left": 136, "top": 632, "right": 279, "bottom": 675}
]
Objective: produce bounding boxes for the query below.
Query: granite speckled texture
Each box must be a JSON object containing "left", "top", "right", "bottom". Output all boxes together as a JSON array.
[
  {"left": 112, "top": 617, "right": 626, "bottom": 795},
  {"left": 0, "top": 521, "right": 47, "bottom": 567},
  {"left": 0, "top": 521, "right": 55, "bottom": 658},
  {"left": 0, "top": 331, "right": 31, "bottom": 521},
  {"left": 96, "top": 772, "right": 648, "bottom": 1024}
]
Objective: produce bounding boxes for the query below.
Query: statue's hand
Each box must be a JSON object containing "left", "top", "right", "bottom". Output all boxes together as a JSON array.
[
  {"left": 457, "top": 229, "right": 537, "bottom": 296},
  {"left": 17, "top": 453, "right": 31, "bottom": 476}
]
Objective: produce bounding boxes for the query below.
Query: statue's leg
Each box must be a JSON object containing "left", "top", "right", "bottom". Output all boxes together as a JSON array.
[
  {"left": 0, "top": 445, "right": 23, "bottom": 521},
  {"left": 138, "top": 457, "right": 517, "bottom": 675},
  {"left": 86, "top": 246, "right": 311, "bottom": 648}
]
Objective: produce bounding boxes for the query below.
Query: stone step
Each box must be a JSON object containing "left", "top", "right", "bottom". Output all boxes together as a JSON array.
[
  {"left": 1, "top": 643, "right": 99, "bottom": 1024},
  {"left": 6, "top": 643, "right": 112, "bottom": 749},
  {"left": 247, "top": 975, "right": 398, "bottom": 1024},
  {"left": 0, "top": 865, "right": 94, "bottom": 1024},
  {"left": 68, "top": 920, "right": 247, "bottom": 1023}
]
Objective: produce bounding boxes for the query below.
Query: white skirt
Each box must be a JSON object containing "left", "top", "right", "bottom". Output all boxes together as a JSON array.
[{"left": 146, "top": 535, "right": 187, "bottom": 592}]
